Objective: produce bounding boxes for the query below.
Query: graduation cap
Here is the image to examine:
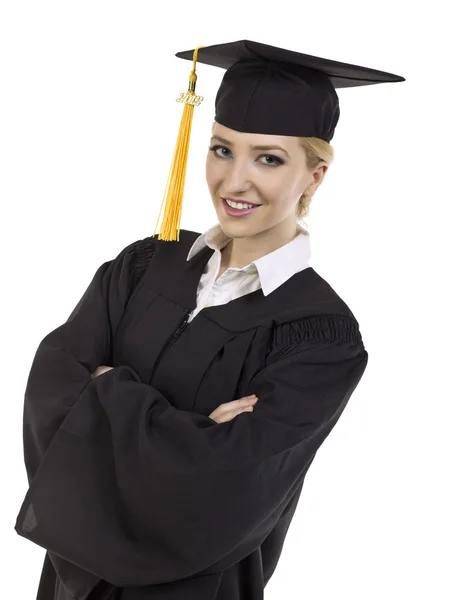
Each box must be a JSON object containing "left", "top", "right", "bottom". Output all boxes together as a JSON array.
[{"left": 153, "top": 39, "right": 405, "bottom": 242}]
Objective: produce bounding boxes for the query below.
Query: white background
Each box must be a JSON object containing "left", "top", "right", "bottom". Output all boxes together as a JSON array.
[{"left": 1, "top": 1, "right": 447, "bottom": 598}]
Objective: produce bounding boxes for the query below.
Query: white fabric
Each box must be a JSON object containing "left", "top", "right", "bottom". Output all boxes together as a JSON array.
[{"left": 185, "top": 222, "right": 311, "bottom": 323}]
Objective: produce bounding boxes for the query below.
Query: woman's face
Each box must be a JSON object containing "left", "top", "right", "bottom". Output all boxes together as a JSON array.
[{"left": 206, "top": 121, "right": 326, "bottom": 238}]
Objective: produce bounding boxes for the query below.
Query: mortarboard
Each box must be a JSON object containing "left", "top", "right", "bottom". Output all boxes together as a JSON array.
[{"left": 153, "top": 39, "right": 405, "bottom": 242}]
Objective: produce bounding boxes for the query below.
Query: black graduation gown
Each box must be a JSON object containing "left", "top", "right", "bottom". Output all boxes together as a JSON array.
[{"left": 15, "top": 228, "right": 369, "bottom": 600}]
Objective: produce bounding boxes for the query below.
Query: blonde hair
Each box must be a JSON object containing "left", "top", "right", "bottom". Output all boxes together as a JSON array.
[{"left": 295, "top": 137, "right": 335, "bottom": 234}]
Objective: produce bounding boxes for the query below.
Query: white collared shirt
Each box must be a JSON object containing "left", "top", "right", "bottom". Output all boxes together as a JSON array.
[{"left": 185, "top": 222, "right": 311, "bottom": 323}]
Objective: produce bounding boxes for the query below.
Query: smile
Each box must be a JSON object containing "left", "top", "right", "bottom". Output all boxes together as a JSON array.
[{"left": 221, "top": 197, "right": 262, "bottom": 217}]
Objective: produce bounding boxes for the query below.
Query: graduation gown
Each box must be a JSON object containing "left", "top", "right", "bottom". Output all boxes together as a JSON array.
[{"left": 15, "top": 228, "right": 369, "bottom": 600}]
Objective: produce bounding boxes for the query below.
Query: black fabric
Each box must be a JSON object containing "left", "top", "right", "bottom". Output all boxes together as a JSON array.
[
  {"left": 20, "top": 238, "right": 144, "bottom": 600},
  {"left": 15, "top": 229, "right": 369, "bottom": 599},
  {"left": 129, "top": 234, "right": 158, "bottom": 297},
  {"left": 175, "top": 39, "right": 405, "bottom": 141}
]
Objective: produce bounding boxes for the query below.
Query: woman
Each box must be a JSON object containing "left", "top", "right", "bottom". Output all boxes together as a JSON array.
[{"left": 15, "top": 40, "right": 404, "bottom": 600}]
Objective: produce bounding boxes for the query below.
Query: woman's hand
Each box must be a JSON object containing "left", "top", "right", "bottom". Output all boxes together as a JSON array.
[
  {"left": 208, "top": 395, "right": 259, "bottom": 424},
  {"left": 91, "top": 365, "right": 114, "bottom": 379}
]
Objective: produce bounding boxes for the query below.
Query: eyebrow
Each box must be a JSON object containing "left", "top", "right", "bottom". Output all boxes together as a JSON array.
[{"left": 210, "top": 135, "right": 291, "bottom": 158}]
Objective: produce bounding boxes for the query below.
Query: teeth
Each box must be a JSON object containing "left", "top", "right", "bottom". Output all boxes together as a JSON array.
[{"left": 225, "top": 199, "right": 258, "bottom": 210}]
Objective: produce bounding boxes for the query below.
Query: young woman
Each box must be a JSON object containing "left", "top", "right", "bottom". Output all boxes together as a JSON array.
[{"left": 15, "top": 39, "right": 404, "bottom": 600}]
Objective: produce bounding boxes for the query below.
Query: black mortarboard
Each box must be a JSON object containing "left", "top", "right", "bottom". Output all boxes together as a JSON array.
[{"left": 154, "top": 40, "right": 405, "bottom": 241}]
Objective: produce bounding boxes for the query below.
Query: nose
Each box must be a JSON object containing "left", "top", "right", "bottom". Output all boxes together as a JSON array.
[{"left": 223, "top": 160, "right": 252, "bottom": 194}]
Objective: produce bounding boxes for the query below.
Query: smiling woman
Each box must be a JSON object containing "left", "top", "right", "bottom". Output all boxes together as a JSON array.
[
  {"left": 205, "top": 120, "right": 330, "bottom": 270},
  {"left": 208, "top": 133, "right": 335, "bottom": 237},
  {"left": 15, "top": 38, "right": 404, "bottom": 600}
]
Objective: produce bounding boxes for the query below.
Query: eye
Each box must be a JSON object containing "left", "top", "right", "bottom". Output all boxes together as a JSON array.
[
  {"left": 208, "top": 145, "right": 232, "bottom": 159},
  {"left": 260, "top": 155, "right": 283, "bottom": 166},
  {"left": 208, "top": 145, "right": 284, "bottom": 167}
]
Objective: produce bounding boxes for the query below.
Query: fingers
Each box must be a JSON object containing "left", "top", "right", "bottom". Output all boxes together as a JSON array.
[
  {"left": 208, "top": 395, "right": 259, "bottom": 423},
  {"left": 219, "top": 396, "right": 259, "bottom": 417},
  {"left": 233, "top": 395, "right": 259, "bottom": 407},
  {"left": 92, "top": 366, "right": 114, "bottom": 379},
  {"left": 222, "top": 396, "right": 258, "bottom": 414}
]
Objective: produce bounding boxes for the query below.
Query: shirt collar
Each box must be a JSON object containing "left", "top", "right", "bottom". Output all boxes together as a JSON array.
[{"left": 186, "top": 222, "right": 311, "bottom": 296}]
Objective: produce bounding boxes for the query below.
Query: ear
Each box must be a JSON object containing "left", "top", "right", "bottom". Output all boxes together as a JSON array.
[{"left": 304, "top": 165, "right": 327, "bottom": 196}]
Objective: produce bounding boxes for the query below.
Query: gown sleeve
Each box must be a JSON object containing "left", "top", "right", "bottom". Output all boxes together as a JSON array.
[
  {"left": 19, "top": 237, "right": 149, "bottom": 598},
  {"left": 15, "top": 309, "right": 369, "bottom": 588},
  {"left": 22, "top": 237, "right": 148, "bottom": 485}
]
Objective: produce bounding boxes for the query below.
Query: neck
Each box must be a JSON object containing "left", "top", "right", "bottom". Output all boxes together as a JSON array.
[{"left": 220, "top": 219, "right": 299, "bottom": 269}]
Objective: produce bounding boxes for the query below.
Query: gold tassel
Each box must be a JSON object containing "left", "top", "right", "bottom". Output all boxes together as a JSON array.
[{"left": 153, "top": 45, "right": 206, "bottom": 242}]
